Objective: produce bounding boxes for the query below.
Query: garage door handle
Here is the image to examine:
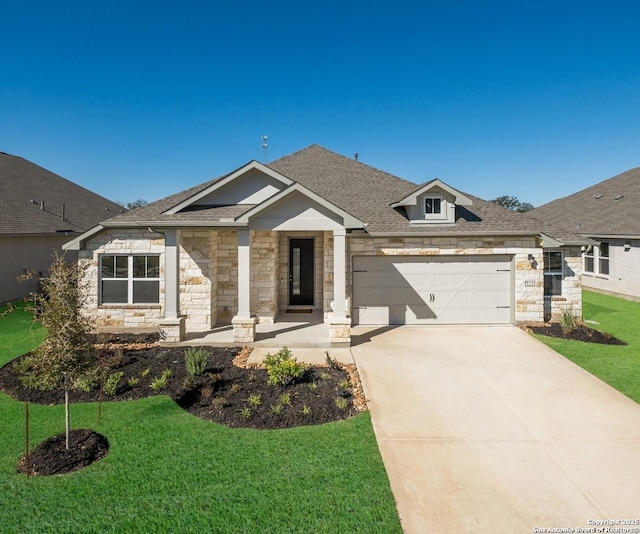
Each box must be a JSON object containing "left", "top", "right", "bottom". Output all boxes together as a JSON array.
[
  {"left": 496, "top": 306, "right": 510, "bottom": 309},
  {"left": 430, "top": 293, "right": 435, "bottom": 302}
]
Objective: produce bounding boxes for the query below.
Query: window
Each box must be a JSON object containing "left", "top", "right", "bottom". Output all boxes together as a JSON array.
[
  {"left": 425, "top": 197, "right": 442, "bottom": 215},
  {"left": 543, "top": 251, "right": 563, "bottom": 297},
  {"left": 598, "top": 243, "right": 609, "bottom": 276},
  {"left": 582, "top": 243, "right": 609, "bottom": 277},
  {"left": 101, "top": 255, "right": 160, "bottom": 304}
]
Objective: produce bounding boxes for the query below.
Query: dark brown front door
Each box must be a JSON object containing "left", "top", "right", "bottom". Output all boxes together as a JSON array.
[{"left": 289, "top": 238, "right": 314, "bottom": 305}]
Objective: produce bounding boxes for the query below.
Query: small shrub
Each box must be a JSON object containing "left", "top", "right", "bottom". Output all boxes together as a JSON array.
[
  {"left": 161, "top": 369, "right": 173, "bottom": 380},
  {"left": 72, "top": 368, "right": 101, "bottom": 392},
  {"left": 201, "top": 386, "right": 213, "bottom": 399},
  {"left": 278, "top": 392, "right": 292, "bottom": 406},
  {"left": 150, "top": 374, "right": 168, "bottom": 391},
  {"left": 110, "top": 347, "right": 124, "bottom": 367},
  {"left": 339, "top": 379, "right": 350, "bottom": 390},
  {"left": 271, "top": 403, "right": 283, "bottom": 415},
  {"left": 127, "top": 376, "right": 140, "bottom": 388},
  {"left": 263, "top": 347, "right": 305, "bottom": 387},
  {"left": 308, "top": 382, "right": 318, "bottom": 391},
  {"left": 246, "top": 393, "right": 262, "bottom": 407},
  {"left": 212, "top": 396, "right": 226, "bottom": 410},
  {"left": 302, "top": 405, "right": 311, "bottom": 415},
  {"left": 334, "top": 397, "right": 348, "bottom": 410},
  {"left": 141, "top": 368, "right": 150, "bottom": 377},
  {"left": 560, "top": 306, "right": 579, "bottom": 334},
  {"left": 319, "top": 371, "right": 331, "bottom": 381},
  {"left": 230, "top": 383, "right": 241, "bottom": 395},
  {"left": 239, "top": 407, "right": 252, "bottom": 419},
  {"left": 208, "top": 372, "right": 222, "bottom": 383},
  {"left": 185, "top": 347, "right": 208, "bottom": 377},
  {"left": 104, "top": 371, "right": 124, "bottom": 395}
]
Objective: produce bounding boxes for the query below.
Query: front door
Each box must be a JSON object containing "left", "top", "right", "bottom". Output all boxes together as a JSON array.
[{"left": 289, "top": 238, "right": 314, "bottom": 306}]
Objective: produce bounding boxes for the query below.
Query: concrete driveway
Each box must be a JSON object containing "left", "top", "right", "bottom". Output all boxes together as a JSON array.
[{"left": 351, "top": 326, "right": 640, "bottom": 533}]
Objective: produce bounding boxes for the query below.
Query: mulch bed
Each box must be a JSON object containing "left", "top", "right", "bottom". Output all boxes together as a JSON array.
[
  {"left": 524, "top": 322, "right": 626, "bottom": 345},
  {"left": 17, "top": 429, "right": 109, "bottom": 476},
  {"left": 2, "top": 335, "right": 366, "bottom": 476}
]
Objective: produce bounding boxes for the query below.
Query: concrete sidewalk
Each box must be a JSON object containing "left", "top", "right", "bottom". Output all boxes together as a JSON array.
[{"left": 352, "top": 325, "right": 640, "bottom": 533}]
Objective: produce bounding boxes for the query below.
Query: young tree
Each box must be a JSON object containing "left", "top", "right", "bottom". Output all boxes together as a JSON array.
[{"left": 18, "top": 254, "right": 94, "bottom": 450}]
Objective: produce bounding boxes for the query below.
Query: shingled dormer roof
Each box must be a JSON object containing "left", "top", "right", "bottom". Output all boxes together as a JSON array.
[{"left": 0, "top": 152, "right": 124, "bottom": 236}]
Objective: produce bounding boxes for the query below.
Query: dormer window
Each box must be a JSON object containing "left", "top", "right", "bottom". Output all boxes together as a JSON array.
[
  {"left": 425, "top": 197, "right": 442, "bottom": 215},
  {"left": 391, "top": 178, "right": 473, "bottom": 225}
]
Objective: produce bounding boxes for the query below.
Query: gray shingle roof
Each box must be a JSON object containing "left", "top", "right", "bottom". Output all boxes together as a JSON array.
[
  {"left": 527, "top": 167, "right": 640, "bottom": 237},
  {"left": 0, "top": 152, "right": 124, "bottom": 235},
  {"left": 99, "top": 144, "right": 586, "bottom": 241}
]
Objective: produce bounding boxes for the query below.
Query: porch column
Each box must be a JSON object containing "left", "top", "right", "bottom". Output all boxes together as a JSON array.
[
  {"left": 159, "top": 228, "right": 185, "bottom": 342},
  {"left": 329, "top": 228, "right": 351, "bottom": 344},
  {"left": 233, "top": 229, "right": 256, "bottom": 342},
  {"left": 332, "top": 229, "right": 347, "bottom": 320}
]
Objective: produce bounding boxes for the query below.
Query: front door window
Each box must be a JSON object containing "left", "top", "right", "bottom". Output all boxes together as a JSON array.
[{"left": 289, "top": 238, "right": 314, "bottom": 305}]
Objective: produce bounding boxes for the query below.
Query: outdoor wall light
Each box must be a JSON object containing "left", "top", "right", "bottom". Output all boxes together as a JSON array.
[
  {"left": 527, "top": 254, "right": 537, "bottom": 269},
  {"left": 624, "top": 242, "right": 631, "bottom": 252}
]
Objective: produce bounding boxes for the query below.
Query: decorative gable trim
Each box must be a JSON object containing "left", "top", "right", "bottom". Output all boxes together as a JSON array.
[
  {"left": 164, "top": 161, "right": 293, "bottom": 215},
  {"left": 236, "top": 183, "right": 365, "bottom": 229},
  {"left": 390, "top": 178, "right": 473, "bottom": 208}
]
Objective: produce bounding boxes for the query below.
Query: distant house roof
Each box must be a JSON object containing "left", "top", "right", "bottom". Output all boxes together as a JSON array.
[
  {"left": 87, "top": 144, "right": 586, "bottom": 242},
  {"left": 528, "top": 167, "right": 640, "bottom": 238},
  {"left": 0, "top": 152, "right": 124, "bottom": 236}
]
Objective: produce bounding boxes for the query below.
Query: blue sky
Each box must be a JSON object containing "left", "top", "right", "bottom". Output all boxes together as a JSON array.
[{"left": 2, "top": 1, "right": 639, "bottom": 207}]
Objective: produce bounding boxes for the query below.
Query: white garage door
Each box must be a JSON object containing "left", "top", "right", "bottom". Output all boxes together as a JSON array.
[{"left": 352, "top": 256, "right": 512, "bottom": 325}]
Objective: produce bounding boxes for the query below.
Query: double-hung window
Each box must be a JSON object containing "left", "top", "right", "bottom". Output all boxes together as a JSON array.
[
  {"left": 101, "top": 255, "right": 160, "bottom": 304},
  {"left": 425, "top": 197, "right": 442, "bottom": 215},
  {"left": 543, "top": 251, "right": 563, "bottom": 297},
  {"left": 598, "top": 243, "right": 609, "bottom": 276},
  {"left": 582, "top": 242, "right": 609, "bottom": 277}
]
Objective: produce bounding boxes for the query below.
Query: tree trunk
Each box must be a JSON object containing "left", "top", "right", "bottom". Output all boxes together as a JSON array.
[{"left": 65, "top": 383, "right": 70, "bottom": 450}]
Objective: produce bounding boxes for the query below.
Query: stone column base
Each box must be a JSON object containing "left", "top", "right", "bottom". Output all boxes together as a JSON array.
[
  {"left": 328, "top": 316, "right": 351, "bottom": 345},
  {"left": 159, "top": 316, "right": 186, "bottom": 343},
  {"left": 232, "top": 316, "right": 256, "bottom": 343}
]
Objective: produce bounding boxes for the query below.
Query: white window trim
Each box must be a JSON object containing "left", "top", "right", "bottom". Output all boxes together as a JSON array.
[
  {"left": 582, "top": 243, "right": 610, "bottom": 279},
  {"left": 423, "top": 195, "right": 447, "bottom": 221},
  {"left": 100, "top": 254, "right": 161, "bottom": 305}
]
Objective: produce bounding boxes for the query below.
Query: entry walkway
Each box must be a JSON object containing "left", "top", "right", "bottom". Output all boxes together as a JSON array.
[{"left": 352, "top": 325, "right": 640, "bottom": 533}]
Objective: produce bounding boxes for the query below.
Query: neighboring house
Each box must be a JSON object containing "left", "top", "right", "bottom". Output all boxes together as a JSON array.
[
  {"left": 528, "top": 167, "right": 640, "bottom": 300},
  {"left": 64, "top": 145, "right": 588, "bottom": 344},
  {"left": 0, "top": 152, "right": 124, "bottom": 303}
]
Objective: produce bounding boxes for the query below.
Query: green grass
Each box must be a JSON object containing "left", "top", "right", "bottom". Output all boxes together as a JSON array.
[
  {"left": 533, "top": 290, "right": 640, "bottom": 403},
  {"left": 0, "top": 303, "right": 401, "bottom": 533},
  {"left": 0, "top": 301, "right": 46, "bottom": 360}
]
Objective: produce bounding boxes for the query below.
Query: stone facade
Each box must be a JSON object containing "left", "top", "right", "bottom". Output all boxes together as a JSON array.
[
  {"left": 78, "top": 229, "right": 165, "bottom": 328},
  {"left": 250, "top": 230, "right": 279, "bottom": 323},
  {"left": 79, "top": 228, "right": 582, "bottom": 340}
]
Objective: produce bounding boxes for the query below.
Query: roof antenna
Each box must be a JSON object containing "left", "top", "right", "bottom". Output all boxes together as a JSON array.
[{"left": 261, "top": 135, "right": 269, "bottom": 164}]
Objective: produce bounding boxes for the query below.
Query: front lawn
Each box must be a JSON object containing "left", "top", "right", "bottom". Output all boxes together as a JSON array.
[
  {"left": 0, "top": 303, "right": 401, "bottom": 533},
  {"left": 533, "top": 290, "right": 640, "bottom": 404}
]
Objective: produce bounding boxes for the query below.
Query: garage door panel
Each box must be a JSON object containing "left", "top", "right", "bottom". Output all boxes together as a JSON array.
[{"left": 352, "top": 255, "right": 512, "bottom": 326}]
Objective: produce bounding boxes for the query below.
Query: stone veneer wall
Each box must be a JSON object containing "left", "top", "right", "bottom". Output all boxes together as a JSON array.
[
  {"left": 278, "top": 232, "right": 324, "bottom": 310},
  {"left": 78, "top": 229, "right": 165, "bottom": 328},
  {"left": 179, "top": 231, "right": 215, "bottom": 331},
  {"left": 322, "top": 231, "right": 335, "bottom": 317},
  {"left": 215, "top": 230, "right": 238, "bottom": 324},
  {"left": 250, "top": 231, "right": 279, "bottom": 323},
  {"left": 347, "top": 235, "right": 550, "bottom": 324}
]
